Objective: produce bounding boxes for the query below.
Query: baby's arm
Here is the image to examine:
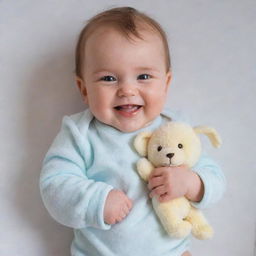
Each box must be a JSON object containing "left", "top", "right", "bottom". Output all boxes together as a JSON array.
[
  {"left": 189, "top": 153, "right": 226, "bottom": 209},
  {"left": 40, "top": 116, "right": 131, "bottom": 229},
  {"left": 148, "top": 153, "right": 226, "bottom": 207}
]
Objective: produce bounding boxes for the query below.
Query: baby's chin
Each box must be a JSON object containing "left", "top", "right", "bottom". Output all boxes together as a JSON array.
[
  {"left": 111, "top": 120, "right": 154, "bottom": 133},
  {"left": 115, "top": 126, "right": 141, "bottom": 133},
  {"left": 93, "top": 111, "right": 157, "bottom": 133}
]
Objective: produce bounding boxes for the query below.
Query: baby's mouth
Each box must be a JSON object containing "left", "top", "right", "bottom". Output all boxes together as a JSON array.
[
  {"left": 114, "top": 104, "right": 143, "bottom": 117},
  {"left": 114, "top": 104, "right": 142, "bottom": 112}
]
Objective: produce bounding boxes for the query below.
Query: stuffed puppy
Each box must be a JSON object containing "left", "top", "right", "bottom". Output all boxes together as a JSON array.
[{"left": 134, "top": 122, "right": 221, "bottom": 240}]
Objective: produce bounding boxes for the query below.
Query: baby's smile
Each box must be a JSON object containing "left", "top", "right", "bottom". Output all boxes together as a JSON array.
[{"left": 114, "top": 104, "right": 143, "bottom": 117}]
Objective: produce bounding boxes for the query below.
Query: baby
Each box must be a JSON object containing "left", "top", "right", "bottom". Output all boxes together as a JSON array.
[{"left": 40, "top": 7, "right": 226, "bottom": 256}]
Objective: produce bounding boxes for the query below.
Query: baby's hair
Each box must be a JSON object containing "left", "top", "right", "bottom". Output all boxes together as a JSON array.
[{"left": 75, "top": 6, "right": 171, "bottom": 78}]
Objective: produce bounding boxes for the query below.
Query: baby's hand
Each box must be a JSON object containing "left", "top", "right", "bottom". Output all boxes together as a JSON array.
[
  {"left": 104, "top": 189, "right": 133, "bottom": 225},
  {"left": 148, "top": 165, "right": 203, "bottom": 203}
]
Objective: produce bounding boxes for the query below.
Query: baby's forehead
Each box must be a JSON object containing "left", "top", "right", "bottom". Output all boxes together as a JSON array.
[
  {"left": 84, "top": 27, "right": 166, "bottom": 69},
  {"left": 86, "top": 23, "right": 162, "bottom": 45},
  {"left": 84, "top": 25, "right": 166, "bottom": 62}
]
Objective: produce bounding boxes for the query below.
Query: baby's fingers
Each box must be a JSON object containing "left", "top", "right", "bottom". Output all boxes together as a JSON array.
[
  {"left": 148, "top": 176, "right": 164, "bottom": 190},
  {"left": 149, "top": 185, "right": 166, "bottom": 198},
  {"left": 158, "top": 193, "right": 172, "bottom": 203},
  {"left": 125, "top": 197, "right": 133, "bottom": 210},
  {"left": 122, "top": 204, "right": 131, "bottom": 215},
  {"left": 149, "top": 168, "right": 164, "bottom": 179},
  {"left": 116, "top": 206, "right": 131, "bottom": 222}
]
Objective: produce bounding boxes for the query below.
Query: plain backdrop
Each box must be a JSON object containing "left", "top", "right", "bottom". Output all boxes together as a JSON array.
[{"left": 1, "top": 0, "right": 255, "bottom": 255}]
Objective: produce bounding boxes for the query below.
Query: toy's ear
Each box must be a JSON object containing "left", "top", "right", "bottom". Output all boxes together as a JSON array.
[
  {"left": 193, "top": 126, "right": 222, "bottom": 148},
  {"left": 134, "top": 131, "right": 153, "bottom": 156}
]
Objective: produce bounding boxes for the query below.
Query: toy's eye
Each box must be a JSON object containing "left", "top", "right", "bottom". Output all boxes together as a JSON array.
[
  {"left": 178, "top": 144, "right": 183, "bottom": 149},
  {"left": 157, "top": 146, "right": 162, "bottom": 152}
]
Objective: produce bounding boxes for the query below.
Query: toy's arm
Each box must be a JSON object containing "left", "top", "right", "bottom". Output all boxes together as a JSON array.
[
  {"left": 137, "top": 158, "right": 155, "bottom": 181},
  {"left": 191, "top": 153, "right": 226, "bottom": 209},
  {"left": 40, "top": 116, "right": 113, "bottom": 230}
]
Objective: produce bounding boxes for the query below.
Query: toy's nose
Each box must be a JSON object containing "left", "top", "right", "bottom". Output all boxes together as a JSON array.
[{"left": 166, "top": 153, "right": 175, "bottom": 159}]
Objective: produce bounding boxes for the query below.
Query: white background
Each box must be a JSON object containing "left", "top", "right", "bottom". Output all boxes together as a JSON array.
[{"left": 1, "top": 1, "right": 255, "bottom": 255}]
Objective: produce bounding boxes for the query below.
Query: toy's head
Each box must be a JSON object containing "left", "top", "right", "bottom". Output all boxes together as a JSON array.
[{"left": 134, "top": 122, "right": 221, "bottom": 168}]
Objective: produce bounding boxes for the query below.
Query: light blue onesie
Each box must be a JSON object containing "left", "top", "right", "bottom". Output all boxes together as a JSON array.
[{"left": 40, "top": 108, "right": 226, "bottom": 256}]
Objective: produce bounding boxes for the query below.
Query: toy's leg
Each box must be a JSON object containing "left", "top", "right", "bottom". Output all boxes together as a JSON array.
[
  {"left": 186, "top": 207, "right": 213, "bottom": 240},
  {"left": 153, "top": 198, "right": 192, "bottom": 239},
  {"left": 164, "top": 213, "right": 192, "bottom": 239}
]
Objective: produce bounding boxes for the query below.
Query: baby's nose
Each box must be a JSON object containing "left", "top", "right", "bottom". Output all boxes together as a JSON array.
[
  {"left": 117, "top": 82, "right": 137, "bottom": 97},
  {"left": 166, "top": 153, "right": 175, "bottom": 159}
]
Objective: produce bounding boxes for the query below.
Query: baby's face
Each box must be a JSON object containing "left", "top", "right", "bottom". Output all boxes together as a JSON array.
[{"left": 76, "top": 27, "right": 171, "bottom": 132}]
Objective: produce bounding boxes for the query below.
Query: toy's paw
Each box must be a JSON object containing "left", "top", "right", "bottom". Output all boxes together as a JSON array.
[
  {"left": 166, "top": 221, "right": 192, "bottom": 239},
  {"left": 192, "top": 224, "right": 214, "bottom": 240},
  {"left": 137, "top": 158, "right": 154, "bottom": 181}
]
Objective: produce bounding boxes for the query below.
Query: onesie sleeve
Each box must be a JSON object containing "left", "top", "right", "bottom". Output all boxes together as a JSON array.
[
  {"left": 39, "top": 116, "right": 113, "bottom": 230},
  {"left": 190, "top": 153, "right": 226, "bottom": 209}
]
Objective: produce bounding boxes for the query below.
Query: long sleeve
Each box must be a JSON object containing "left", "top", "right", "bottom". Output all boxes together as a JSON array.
[
  {"left": 39, "top": 116, "right": 113, "bottom": 230},
  {"left": 191, "top": 153, "right": 226, "bottom": 209}
]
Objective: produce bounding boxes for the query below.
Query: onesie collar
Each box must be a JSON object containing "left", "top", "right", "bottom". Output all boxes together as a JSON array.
[{"left": 93, "top": 115, "right": 163, "bottom": 137}]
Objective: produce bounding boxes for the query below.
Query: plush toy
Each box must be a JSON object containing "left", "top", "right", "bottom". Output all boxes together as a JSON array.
[{"left": 134, "top": 121, "right": 221, "bottom": 240}]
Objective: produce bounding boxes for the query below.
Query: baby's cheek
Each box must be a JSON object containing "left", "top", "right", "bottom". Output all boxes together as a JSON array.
[
  {"left": 91, "top": 101, "right": 112, "bottom": 120},
  {"left": 150, "top": 90, "right": 166, "bottom": 104}
]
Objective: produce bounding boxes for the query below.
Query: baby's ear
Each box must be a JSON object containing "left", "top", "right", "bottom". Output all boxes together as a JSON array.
[
  {"left": 134, "top": 131, "right": 153, "bottom": 156},
  {"left": 165, "top": 70, "right": 172, "bottom": 92},
  {"left": 76, "top": 76, "right": 88, "bottom": 104},
  {"left": 193, "top": 126, "right": 222, "bottom": 148}
]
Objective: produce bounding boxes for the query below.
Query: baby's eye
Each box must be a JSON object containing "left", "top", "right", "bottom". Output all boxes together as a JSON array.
[
  {"left": 178, "top": 143, "right": 183, "bottom": 149},
  {"left": 100, "top": 76, "right": 116, "bottom": 82},
  {"left": 137, "top": 74, "right": 151, "bottom": 80}
]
